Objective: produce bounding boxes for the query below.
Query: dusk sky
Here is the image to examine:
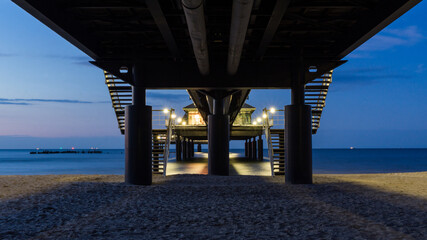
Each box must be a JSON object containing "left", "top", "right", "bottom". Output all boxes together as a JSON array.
[{"left": 0, "top": 1, "right": 426, "bottom": 149}]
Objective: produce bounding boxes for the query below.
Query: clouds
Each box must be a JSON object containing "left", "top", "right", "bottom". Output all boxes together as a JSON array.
[
  {"left": 41, "top": 54, "right": 93, "bottom": 66},
  {"left": 42, "top": 54, "right": 90, "bottom": 61},
  {"left": 415, "top": 64, "right": 426, "bottom": 73},
  {"left": 0, "top": 52, "right": 92, "bottom": 66},
  {"left": 0, "top": 92, "right": 190, "bottom": 108},
  {"left": 0, "top": 53, "right": 17, "bottom": 57},
  {"left": 349, "top": 26, "right": 425, "bottom": 58},
  {"left": 331, "top": 66, "right": 414, "bottom": 91},
  {"left": 334, "top": 66, "right": 412, "bottom": 83},
  {"left": 147, "top": 92, "right": 189, "bottom": 100},
  {"left": 0, "top": 98, "right": 108, "bottom": 105},
  {"left": 0, "top": 101, "right": 30, "bottom": 105},
  {"left": 146, "top": 91, "right": 191, "bottom": 109}
]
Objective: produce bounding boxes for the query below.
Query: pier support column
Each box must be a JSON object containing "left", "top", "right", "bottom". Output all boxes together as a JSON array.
[
  {"left": 125, "top": 66, "right": 152, "bottom": 185},
  {"left": 183, "top": 138, "right": 188, "bottom": 160},
  {"left": 244, "top": 139, "right": 248, "bottom": 157},
  {"left": 191, "top": 140, "right": 195, "bottom": 157},
  {"left": 188, "top": 139, "right": 192, "bottom": 158},
  {"left": 208, "top": 98, "right": 230, "bottom": 176},
  {"left": 257, "top": 136, "right": 263, "bottom": 161},
  {"left": 248, "top": 138, "right": 253, "bottom": 159},
  {"left": 197, "top": 143, "right": 202, "bottom": 152},
  {"left": 251, "top": 137, "right": 257, "bottom": 160},
  {"left": 285, "top": 57, "right": 312, "bottom": 184},
  {"left": 188, "top": 139, "right": 193, "bottom": 159},
  {"left": 176, "top": 137, "right": 181, "bottom": 161}
]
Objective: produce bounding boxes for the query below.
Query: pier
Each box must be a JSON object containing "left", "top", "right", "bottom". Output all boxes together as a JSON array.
[{"left": 13, "top": 0, "right": 421, "bottom": 185}]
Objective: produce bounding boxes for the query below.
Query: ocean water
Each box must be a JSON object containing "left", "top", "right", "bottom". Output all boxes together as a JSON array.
[{"left": 0, "top": 149, "right": 426, "bottom": 175}]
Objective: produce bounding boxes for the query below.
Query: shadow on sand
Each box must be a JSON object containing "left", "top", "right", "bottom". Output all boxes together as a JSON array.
[{"left": 0, "top": 174, "right": 425, "bottom": 239}]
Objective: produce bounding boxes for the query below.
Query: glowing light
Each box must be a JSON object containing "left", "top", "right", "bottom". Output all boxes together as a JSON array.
[
  {"left": 163, "top": 108, "right": 169, "bottom": 114},
  {"left": 71, "top": 147, "right": 75, "bottom": 150},
  {"left": 269, "top": 107, "right": 276, "bottom": 114},
  {"left": 257, "top": 117, "right": 262, "bottom": 123},
  {"left": 171, "top": 113, "right": 177, "bottom": 119},
  {"left": 177, "top": 118, "right": 182, "bottom": 123},
  {"left": 252, "top": 121, "right": 257, "bottom": 125},
  {"left": 182, "top": 121, "right": 187, "bottom": 126},
  {"left": 157, "top": 136, "right": 161, "bottom": 140},
  {"left": 262, "top": 113, "right": 267, "bottom": 119}
]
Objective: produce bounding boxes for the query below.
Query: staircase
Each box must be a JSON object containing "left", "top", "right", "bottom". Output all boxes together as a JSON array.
[
  {"left": 104, "top": 71, "right": 132, "bottom": 134},
  {"left": 151, "top": 110, "right": 174, "bottom": 175},
  {"left": 263, "top": 109, "right": 286, "bottom": 176},
  {"left": 270, "top": 129, "right": 285, "bottom": 176},
  {"left": 104, "top": 72, "right": 175, "bottom": 175},
  {"left": 152, "top": 129, "right": 168, "bottom": 175},
  {"left": 305, "top": 70, "right": 333, "bottom": 134}
]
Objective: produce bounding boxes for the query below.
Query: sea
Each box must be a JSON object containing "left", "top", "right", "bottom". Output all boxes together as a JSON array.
[{"left": 0, "top": 149, "right": 426, "bottom": 175}]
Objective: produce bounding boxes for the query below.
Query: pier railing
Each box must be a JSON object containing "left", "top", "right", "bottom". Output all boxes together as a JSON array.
[
  {"left": 152, "top": 109, "right": 174, "bottom": 129},
  {"left": 262, "top": 108, "right": 285, "bottom": 176},
  {"left": 263, "top": 110, "right": 275, "bottom": 176},
  {"left": 152, "top": 109, "right": 175, "bottom": 176},
  {"left": 263, "top": 108, "right": 285, "bottom": 129},
  {"left": 163, "top": 109, "right": 175, "bottom": 176}
]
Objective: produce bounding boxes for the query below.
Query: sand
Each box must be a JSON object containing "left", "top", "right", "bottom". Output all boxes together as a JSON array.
[{"left": 0, "top": 172, "right": 426, "bottom": 239}]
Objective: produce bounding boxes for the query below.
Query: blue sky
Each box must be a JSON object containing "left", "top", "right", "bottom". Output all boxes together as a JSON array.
[{"left": 0, "top": 1, "right": 426, "bottom": 149}]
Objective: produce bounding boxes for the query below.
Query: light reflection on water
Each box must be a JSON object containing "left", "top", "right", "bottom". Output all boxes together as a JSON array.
[{"left": 166, "top": 152, "right": 271, "bottom": 176}]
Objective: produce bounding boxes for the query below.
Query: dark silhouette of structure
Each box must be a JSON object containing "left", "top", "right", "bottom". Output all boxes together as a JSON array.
[{"left": 13, "top": 0, "right": 421, "bottom": 185}]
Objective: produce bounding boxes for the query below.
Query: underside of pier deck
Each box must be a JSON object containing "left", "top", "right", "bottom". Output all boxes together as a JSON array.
[{"left": 13, "top": 0, "right": 421, "bottom": 184}]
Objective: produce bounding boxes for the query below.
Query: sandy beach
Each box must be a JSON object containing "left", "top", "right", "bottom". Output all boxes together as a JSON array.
[{"left": 0, "top": 172, "right": 426, "bottom": 239}]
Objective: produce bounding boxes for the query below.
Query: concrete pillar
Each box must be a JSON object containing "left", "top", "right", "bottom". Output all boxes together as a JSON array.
[
  {"left": 125, "top": 82, "right": 152, "bottom": 185},
  {"left": 176, "top": 136, "right": 181, "bottom": 161},
  {"left": 189, "top": 140, "right": 192, "bottom": 156},
  {"left": 188, "top": 139, "right": 193, "bottom": 158},
  {"left": 208, "top": 98, "right": 230, "bottom": 176},
  {"left": 191, "top": 140, "right": 195, "bottom": 157},
  {"left": 248, "top": 138, "right": 253, "bottom": 159},
  {"left": 183, "top": 138, "right": 187, "bottom": 160},
  {"left": 257, "top": 136, "right": 263, "bottom": 161},
  {"left": 244, "top": 139, "right": 248, "bottom": 157},
  {"left": 251, "top": 137, "right": 257, "bottom": 160},
  {"left": 197, "top": 143, "right": 202, "bottom": 152},
  {"left": 285, "top": 57, "right": 313, "bottom": 184}
]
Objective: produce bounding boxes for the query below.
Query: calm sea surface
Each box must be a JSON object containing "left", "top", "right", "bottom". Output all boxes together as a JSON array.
[{"left": 0, "top": 149, "right": 426, "bottom": 175}]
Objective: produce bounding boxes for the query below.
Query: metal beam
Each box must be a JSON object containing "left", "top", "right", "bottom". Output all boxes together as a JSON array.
[
  {"left": 92, "top": 60, "right": 345, "bottom": 89},
  {"left": 228, "top": 90, "right": 251, "bottom": 124},
  {"left": 182, "top": 0, "right": 210, "bottom": 75},
  {"left": 256, "top": 0, "right": 290, "bottom": 58},
  {"left": 187, "top": 90, "right": 210, "bottom": 123},
  {"left": 146, "top": 0, "right": 180, "bottom": 58},
  {"left": 227, "top": 0, "right": 254, "bottom": 75}
]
